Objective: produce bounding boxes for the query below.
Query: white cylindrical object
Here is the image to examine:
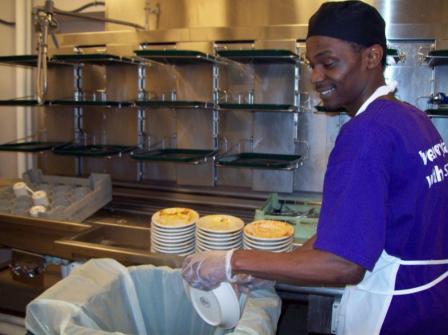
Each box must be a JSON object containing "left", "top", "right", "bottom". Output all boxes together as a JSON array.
[
  {"left": 32, "top": 191, "right": 49, "bottom": 207},
  {"left": 13, "top": 182, "right": 29, "bottom": 197},
  {"left": 29, "top": 205, "right": 46, "bottom": 218}
]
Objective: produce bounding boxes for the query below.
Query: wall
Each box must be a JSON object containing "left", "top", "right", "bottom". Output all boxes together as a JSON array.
[
  {"left": 0, "top": 0, "right": 18, "bottom": 178},
  {"left": 41, "top": 0, "right": 447, "bottom": 194},
  {"left": 33, "top": 0, "right": 105, "bottom": 33}
]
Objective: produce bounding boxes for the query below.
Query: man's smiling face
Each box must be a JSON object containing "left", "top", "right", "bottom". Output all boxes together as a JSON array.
[{"left": 306, "top": 36, "right": 371, "bottom": 115}]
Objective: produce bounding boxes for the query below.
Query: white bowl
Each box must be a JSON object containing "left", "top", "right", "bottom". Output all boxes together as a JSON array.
[
  {"left": 185, "top": 281, "right": 241, "bottom": 329},
  {"left": 152, "top": 231, "right": 195, "bottom": 243},
  {"left": 196, "top": 230, "right": 242, "bottom": 242},
  {"left": 242, "top": 243, "right": 292, "bottom": 253},
  {"left": 152, "top": 221, "right": 196, "bottom": 233},
  {"left": 151, "top": 237, "right": 195, "bottom": 249},
  {"left": 152, "top": 224, "right": 196, "bottom": 235},
  {"left": 196, "top": 236, "right": 242, "bottom": 246},
  {"left": 196, "top": 214, "right": 244, "bottom": 234},
  {"left": 243, "top": 220, "right": 294, "bottom": 241},
  {"left": 243, "top": 235, "right": 293, "bottom": 246},
  {"left": 151, "top": 244, "right": 195, "bottom": 254},
  {"left": 196, "top": 241, "right": 241, "bottom": 251},
  {"left": 151, "top": 207, "right": 199, "bottom": 228}
]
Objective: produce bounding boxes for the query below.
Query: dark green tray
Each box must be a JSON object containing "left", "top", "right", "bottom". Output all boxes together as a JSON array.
[
  {"left": 53, "top": 143, "right": 135, "bottom": 157},
  {"left": 425, "top": 108, "right": 448, "bottom": 117},
  {"left": 314, "top": 105, "right": 347, "bottom": 113},
  {"left": 135, "top": 100, "right": 213, "bottom": 109},
  {"left": 51, "top": 53, "right": 136, "bottom": 65},
  {"left": 0, "top": 141, "right": 66, "bottom": 152},
  {"left": 426, "top": 50, "right": 448, "bottom": 66},
  {"left": 0, "top": 99, "right": 40, "bottom": 106},
  {"left": 131, "top": 148, "right": 217, "bottom": 163},
  {"left": 219, "top": 103, "right": 297, "bottom": 112},
  {"left": 217, "top": 49, "right": 299, "bottom": 64},
  {"left": 48, "top": 100, "right": 132, "bottom": 108},
  {"left": 217, "top": 152, "right": 301, "bottom": 169},
  {"left": 386, "top": 48, "right": 402, "bottom": 64},
  {"left": 0, "top": 55, "right": 38, "bottom": 67},
  {"left": 135, "top": 50, "right": 216, "bottom": 64}
]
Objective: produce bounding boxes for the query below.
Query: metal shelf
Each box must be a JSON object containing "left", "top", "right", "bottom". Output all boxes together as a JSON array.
[
  {"left": 0, "top": 55, "right": 39, "bottom": 67},
  {"left": 134, "top": 50, "right": 216, "bottom": 64},
  {"left": 0, "top": 98, "right": 40, "bottom": 106},
  {"left": 426, "top": 108, "right": 448, "bottom": 118},
  {"left": 48, "top": 100, "right": 133, "bottom": 108},
  {"left": 314, "top": 105, "right": 347, "bottom": 114},
  {"left": 135, "top": 100, "right": 214, "bottom": 109},
  {"left": 216, "top": 152, "right": 302, "bottom": 170},
  {"left": 52, "top": 143, "right": 135, "bottom": 157},
  {"left": 386, "top": 48, "right": 403, "bottom": 64},
  {"left": 51, "top": 53, "right": 137, "bottom": 65},
  {"left": 425, "top": 50, "right": 448, "bottom": 66},
  {"left": 0, "top": 54, "right": 69, "bottom": 67},
  {"left": 131, "top": 148, "right": 217, "bottom": 164},
  {"left": 219, "top": 103, "right": 297, "bottom": 113},
  {"left": 217, "top": 49, "right": 300, "bottom": 64},
  {"left": 0, "top": 141, "right": 66, "bottom": 152}
]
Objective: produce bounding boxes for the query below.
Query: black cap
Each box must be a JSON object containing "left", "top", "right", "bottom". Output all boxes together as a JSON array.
[{"left": 307, "top": 1, "right": 386, "bottom": 51}]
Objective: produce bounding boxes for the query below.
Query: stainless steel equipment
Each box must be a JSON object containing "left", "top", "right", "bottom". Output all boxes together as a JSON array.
[{"left": 0, "top": 1, "right": 447, "bottom": 333}]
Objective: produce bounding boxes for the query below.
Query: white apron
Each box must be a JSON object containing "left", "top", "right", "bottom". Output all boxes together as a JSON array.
[
  {"left": 336, "top": 250, "right": 448, "bottom": 335},
  {"left": 336, "top": 83, "right": 448, "bottom": 334}
]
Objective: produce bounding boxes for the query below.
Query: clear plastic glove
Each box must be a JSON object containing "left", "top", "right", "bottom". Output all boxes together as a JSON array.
[{"left": 181, "top": 249, "right": 275, "bottom": 292}]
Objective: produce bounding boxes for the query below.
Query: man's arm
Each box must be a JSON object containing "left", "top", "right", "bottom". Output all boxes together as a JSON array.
[{"left": 231, "top": 235, "right": 365, "bottom": 286}]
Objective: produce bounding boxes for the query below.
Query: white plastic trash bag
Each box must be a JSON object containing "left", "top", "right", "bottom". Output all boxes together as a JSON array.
[{"left": 25, "top": 259, "right": 281, "bottom": 335}]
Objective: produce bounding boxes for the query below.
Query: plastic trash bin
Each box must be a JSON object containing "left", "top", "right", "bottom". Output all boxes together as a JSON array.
[{"left": 25, "top": 258, "right": 282, "bottom": 335}]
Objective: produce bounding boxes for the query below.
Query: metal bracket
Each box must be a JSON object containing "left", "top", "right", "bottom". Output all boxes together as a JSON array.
[{"left": 331, "top": 296, "right": 341, "bottom": 334}]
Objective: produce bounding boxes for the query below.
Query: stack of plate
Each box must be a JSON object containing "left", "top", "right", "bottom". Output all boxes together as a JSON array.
[
  {"left": 151, "top": 207, "right": 199, "bottom": 256},
  {"left": 196, "top": 214, "right": 244, "bottom": 252},
  {"left": 243, "top": 220, "right": 294, "bottom": 252}
]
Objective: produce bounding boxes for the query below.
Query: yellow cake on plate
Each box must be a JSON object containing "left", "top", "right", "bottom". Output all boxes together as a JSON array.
[
  {"left": 152, "top": 207, "right": 199, "bottom": 227},
  {"left": 244, "top": 220, "right": 294, "bottom": 239}
]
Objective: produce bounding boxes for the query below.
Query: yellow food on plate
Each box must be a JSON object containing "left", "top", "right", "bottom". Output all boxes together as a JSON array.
[
  {"left": 197, "top": 214, "right": 244, "bottom": 232},
  {"left": 244, "top": 220, "right": 294, "bottom": 239},
  {"left": 152, "top": 207, "right": 199, "bottom": 227}
]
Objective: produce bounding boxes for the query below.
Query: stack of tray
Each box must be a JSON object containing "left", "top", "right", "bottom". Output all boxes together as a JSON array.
[
  {"left": 254, "top": 193, "right": 320, "bottom": 244},
  {"left": 0, "top": 169, "right": 112, "bottom": 222}
]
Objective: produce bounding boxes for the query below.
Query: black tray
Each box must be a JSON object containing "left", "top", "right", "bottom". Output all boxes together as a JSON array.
[
  {"left": 135, "top": 50, "right": 216, "bottom": 64},
  {"left": 131, "top": 148, "right": 217, "bottom": 163},
  {"left": 51, "top": 53, "right": 136, "bottom": 65},
  {"left": 219, "top": 103, "right": 297, "bottom": 112},
  {"left": 425, "top": 108, "right": 448, "bottom": 117},
  {"left": 217, "top": 49, "right": 299, "bottom": 64},
  {"left": 0, "top": 99, "right": 40, "bottom": 106},
  {"left": 135, "top": 100, "right": 213, "bottom": 109},
  {"left": 426, "top": 50, "right": 448, "bottom": 66},
  {"left": 314, "top": 105, "right": 347, "bottom": 114},
  {"left": 386, "top": 48, "right": 402, "bottom": 64},
  {"left": 53, "top": 143, "right": 135, "bottom": 157},
  {"left": 0, "top": 141, "right": 66, "bottom": 152},
  {"left": 0, "top": 55, "right": 38, "bottom": 67},
  {"left": 48, "top": 100, "right": 133, "bottom": 108},
  {"left": 217, "top": 152, "right": 301, "bottom": 169}
]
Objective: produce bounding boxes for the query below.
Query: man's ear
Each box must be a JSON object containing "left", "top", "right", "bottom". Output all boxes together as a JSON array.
[{"left": 365, "top": 44, "right": 383, "bottom": 69}]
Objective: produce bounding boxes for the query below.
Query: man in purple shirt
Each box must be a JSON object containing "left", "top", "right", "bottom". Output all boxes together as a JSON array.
[{"left": 182, "top": 1, "right": 448, "bottom": 333}]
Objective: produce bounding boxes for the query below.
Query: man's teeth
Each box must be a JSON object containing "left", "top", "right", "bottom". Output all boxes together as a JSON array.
[{"left": 321, "top": 88, "right": 335, "bottom": 96}]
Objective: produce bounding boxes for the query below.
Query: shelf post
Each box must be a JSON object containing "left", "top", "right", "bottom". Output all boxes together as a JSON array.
[{"left": 73, "top": 64, "right": 83, "bottom": 176}]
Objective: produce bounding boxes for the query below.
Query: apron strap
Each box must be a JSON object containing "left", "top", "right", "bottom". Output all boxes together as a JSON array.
[
  {"left": 398, "top": 259, "right": 448, "bottom": 265},
  {"left": 357, "top": 270, "right": 448, "bottom": 296}
]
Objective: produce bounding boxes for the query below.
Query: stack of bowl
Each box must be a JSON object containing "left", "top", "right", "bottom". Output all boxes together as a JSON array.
[
  {"left": 151, "top": 207, "right": 199, "bottom": 256},
  {"left": 196, "top": 214, "right": 244, "bottom": 252},
  {"left": 243, "top": 220, "right": 294, "bottom": 252}
]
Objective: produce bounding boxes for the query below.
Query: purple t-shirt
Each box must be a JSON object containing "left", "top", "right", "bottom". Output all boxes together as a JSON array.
[{"left": 315, "top": 99, "right": 448, "bottom": 334}]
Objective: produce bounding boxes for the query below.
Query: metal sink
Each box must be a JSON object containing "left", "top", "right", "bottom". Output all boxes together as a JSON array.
[{"left": 55, "top": 224, "right": 183, "bottom": 268}]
